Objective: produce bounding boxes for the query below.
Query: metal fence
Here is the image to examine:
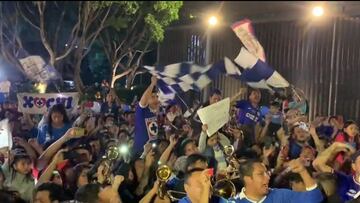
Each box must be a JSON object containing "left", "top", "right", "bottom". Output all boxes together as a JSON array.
[{"left": 159, "top": 17, "right": 360, "bottom": 122}]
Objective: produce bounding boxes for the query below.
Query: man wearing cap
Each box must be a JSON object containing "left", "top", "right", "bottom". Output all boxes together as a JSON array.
[
  {"left": 134, "top": 76, "right": 160, "bottom": 153},
  {"left": 313, "top": 142, "right": 359, "bottom": 202}
]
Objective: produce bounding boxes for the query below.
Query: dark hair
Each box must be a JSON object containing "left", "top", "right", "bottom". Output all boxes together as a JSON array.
[
  {"left": 184, "top": 168, "right": 205, "bottom": 185},
  {"left": 0, "top": 190, "right": 26, "bottom": 203},
  {"left": 75, "top": 183, "right": 101, "bottom": 203},
  {"left": 209, "top": 89, "right": 222, "bottom": 97},
  {"left": 47, "top": 104, "right": 70, "bottom": 137},
  {"left": 180, "top": 138, "right": 195, "bottom": 156},
  {"left": 247, "top": 88, "right": 261, "bottom": 99},
  {"left": 69, "top": 163, "right": 91, "bottom": 192},
  {"left": 342, "top": 120, "right": 358, "bottom": 143},
  {"left": 238, "top": 159, "right": 261, "bottom": 182},
  {"left": 185, "top": 154, "right": 208, "bottom": 172},
  {"left": 35, "top": 182, "right": 66, "bottom": 202},
  {"left": 10, "top": 153, "right": 32, "bottom": 183}
]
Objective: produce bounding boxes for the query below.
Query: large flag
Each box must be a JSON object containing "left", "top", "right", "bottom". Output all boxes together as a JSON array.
[
  {"left": 18, "top": 55, "right": 60, "bottom": 83},
  {"left": 232, "top": 18, "right": 266, "bottom": 62},
  {"left": 145, "top": 47, "right": 289, "bottom": 95},
  {"left": 144, "top": 18, "right": 289, "bottom": 95}
]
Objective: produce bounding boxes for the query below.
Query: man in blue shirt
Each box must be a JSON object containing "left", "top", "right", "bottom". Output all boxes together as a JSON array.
[
  {"left": 235, "top": 88, "right": 262, "bottom": 126},
  {"left": 312, "top": 142, "right": 360, "bottom": 202},
  {"left": 134, "top": 76, "right": 160, "bottom": 153},
  {"left": 235, "top": 88, "right": 262, "bottom": 147},
  {"left": 230, "top": 159, "right": 323, "bottom": 203}
]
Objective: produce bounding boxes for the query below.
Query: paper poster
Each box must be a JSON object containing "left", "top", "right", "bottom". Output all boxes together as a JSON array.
[
  {"left": 197, "top": 97, "right": 230, "bottom": 136},
  {"left": 17, "top": 92, "right": 79, "bottom": 114},
  {"left": 0, "top": 119, "right": 12, "bottom": 149}
]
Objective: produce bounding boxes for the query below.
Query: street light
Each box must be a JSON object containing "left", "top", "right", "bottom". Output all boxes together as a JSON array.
[
  {"left": 312, "top": 6, "right": 324, "bottom": 17},
  {"left": 208, "top": 16, "right": 218, "bottom": 26}
]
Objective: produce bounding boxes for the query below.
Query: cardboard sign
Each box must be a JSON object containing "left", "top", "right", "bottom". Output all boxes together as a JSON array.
[
  {"left": 17, "top": 92, "right": 79, "bottom": 114},
  {"left": 197, "top": 98, "right": 230, "bottom": 136}
]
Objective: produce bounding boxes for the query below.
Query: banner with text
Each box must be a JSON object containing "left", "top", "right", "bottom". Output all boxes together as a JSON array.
[{"left": 17, "top": 92, "right": 79, "bottom": 114}]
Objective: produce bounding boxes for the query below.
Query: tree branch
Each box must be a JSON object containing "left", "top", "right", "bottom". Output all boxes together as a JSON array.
[
  {"left": 17, "top": 3, "right": 40, "bottom": 31},
  {"left": 36, "top": 1, "right": 56, "bottom": 66},
  {"left": 111, "top": 69, "right": 132, "bottom": 88},
  {"left": 83, "top": 6, "right": 111, "bottom": 57},
  {"left": 53, "top": 9, "right": 66, "bottom": 56}
]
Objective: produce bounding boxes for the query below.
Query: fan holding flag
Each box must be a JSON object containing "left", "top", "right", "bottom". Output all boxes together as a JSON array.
[{"left": 134, "top": 76, "right": 160, "bottom": 154}]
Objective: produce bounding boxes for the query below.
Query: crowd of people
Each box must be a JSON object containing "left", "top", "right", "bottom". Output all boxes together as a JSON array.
[{"left": 0, "top": 75, "right": 360, "bottom": 203}]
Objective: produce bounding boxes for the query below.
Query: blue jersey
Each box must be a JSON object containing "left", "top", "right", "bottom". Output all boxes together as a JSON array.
[
  {"left": 236, "top": 100, "right": 261, "bottom": 126},
  {"left": 229, "top": 188, "right": 323, "bottom": 203},
  {"left": 335, "top": 171, "right": 360, "bottom": 202},
  {"left": 134, "top": 104, "right": 158, "bottom": 153},
  {"left": 37, "top": 123, "right": 72, "bottom": 145}
]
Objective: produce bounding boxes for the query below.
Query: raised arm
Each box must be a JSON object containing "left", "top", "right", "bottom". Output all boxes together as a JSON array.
[
  {"left": 139, "top": 76, "right": 157, "bottom": 107},
  {"left": 309, "top": 125, "right": 325, "bottom": 153},
  {"left": 36, "top": 127, "right": 85, "bottom": 170},
  {"left": 198, "top": 125, "right": 208, "bottom": 153},
  {"left": 312, "top": 142, "right": 355, "bottom": 173},
  {"left": 36, "top": 149, "right": 66, "bottom": 187},
  {"left": 135, "top": 150, "right": 155, "bottom": 196},
  {"left": 159, "top": 135, "right": 178, "bottom": 165}
]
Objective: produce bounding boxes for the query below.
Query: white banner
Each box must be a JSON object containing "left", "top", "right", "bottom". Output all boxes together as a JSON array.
[
  {"left": 0, "top": 119, "right": 12, "bottom": 149},
  {"left": 197, "top": 98, "right": 230, "bottom": 137},
  {"left": 17, "top": 92, "right": 79, "bottom": 114}
]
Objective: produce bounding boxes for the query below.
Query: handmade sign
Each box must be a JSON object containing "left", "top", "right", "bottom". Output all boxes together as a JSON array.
[
  {"left": 17, "top": 92, "right": 79, "bottom": 114},
  {"left": 197, "top": 98, "right": 230, "bottom": 137}
]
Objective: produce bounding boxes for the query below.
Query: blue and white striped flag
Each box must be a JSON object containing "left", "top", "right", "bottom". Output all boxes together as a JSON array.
[
  {"left": 144, "top": 47, "right": 289, "bottom": 95},
  {"left": 144, "top": 18, "right": 289, "bottom": 95}
]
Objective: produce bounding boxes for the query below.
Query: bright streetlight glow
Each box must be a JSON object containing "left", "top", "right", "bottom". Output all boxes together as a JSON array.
[
  {"left": 312, "top": 6, "right": 324, "bottom": 17},
  {"left": 208, "top": 16, "right": 218, "bottom": 26}
]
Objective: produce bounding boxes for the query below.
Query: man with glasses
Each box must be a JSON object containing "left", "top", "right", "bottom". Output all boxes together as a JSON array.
[{"left": 230, "top": 159, "right": 323, "bottom": 203}]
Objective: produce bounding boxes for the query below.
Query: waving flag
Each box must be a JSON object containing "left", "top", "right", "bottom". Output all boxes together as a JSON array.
[
  {"left": 145, "top": 47, "right": 288, "bottom": 95},
  {"left": 232, "top": 19, "right": 266, "bottom": 62},
  {"left": 144, "top": 18, "right": 289, "bottom": 96},
  {"left": 18, "top": 55, "right": 61, "bottom": 83}
]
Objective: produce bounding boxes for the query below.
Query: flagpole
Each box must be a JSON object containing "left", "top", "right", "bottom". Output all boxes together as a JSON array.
[{"left": 175, "top": 93, "right": 191, "bottom": 113}]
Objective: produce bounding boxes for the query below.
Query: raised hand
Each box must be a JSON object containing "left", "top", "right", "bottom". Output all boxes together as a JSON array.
[
  {"left": 287, "top": 158, "right": 306, "bottom": 174},
  {"left": 202, "top": 124, "right": 208, "bottom": 133},
  {"left": 169, "top": 134, "right": 178, "bottom": 147}
]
